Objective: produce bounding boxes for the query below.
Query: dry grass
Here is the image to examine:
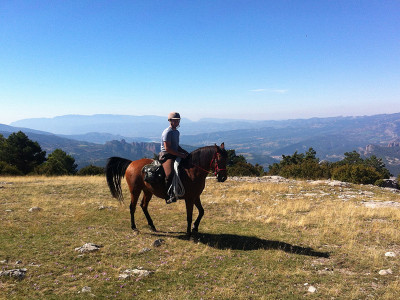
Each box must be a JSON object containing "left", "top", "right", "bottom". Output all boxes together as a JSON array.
[{"left": 1, "top": 176, "right": 400, "bottom": 299}]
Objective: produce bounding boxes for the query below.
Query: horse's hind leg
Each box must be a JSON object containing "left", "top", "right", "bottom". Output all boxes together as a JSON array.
[
  {"left": 129, "top": 188, "right": 141, "bottom": 231},
  {"left": 140, "top": 190, "right": 157, "bottom": 232},
  {"left": 192, "top": 197, "right": 204, "bottom": 233}
]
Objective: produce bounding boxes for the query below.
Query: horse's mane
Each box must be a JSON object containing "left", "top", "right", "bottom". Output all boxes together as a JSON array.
[{"left": 189, "top": 146, "right": 216, "bottom": 166}]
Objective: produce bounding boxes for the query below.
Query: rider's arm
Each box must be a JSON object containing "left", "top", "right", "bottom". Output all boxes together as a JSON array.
[
  {"left": 164, "top": 141, "right": 187, "bottom": 158},
  {"left": 178, "top": 146, "right": 189, "bottom": 155}
]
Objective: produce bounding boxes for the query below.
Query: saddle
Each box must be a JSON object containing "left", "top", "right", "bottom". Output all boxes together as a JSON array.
[
  {"left": 142, "top": 159, "right": 186, "bottom": 198},
  {"left": 142, "top": 160, "right": 165, "bottom": 184}
]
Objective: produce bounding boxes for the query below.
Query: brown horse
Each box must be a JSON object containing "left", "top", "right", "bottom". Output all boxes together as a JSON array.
[{"left": 105, "top": 143, "right": 228, "bottom": 236}]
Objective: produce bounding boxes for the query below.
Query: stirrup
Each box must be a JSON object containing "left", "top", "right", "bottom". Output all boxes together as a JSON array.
[{"left": 165, "top": 196, "right": 177, "bottom": 204}]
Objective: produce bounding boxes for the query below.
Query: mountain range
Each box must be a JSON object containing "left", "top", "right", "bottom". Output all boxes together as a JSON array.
[{"left": 2, "top": 113, "right": 400, "bottom": 176}]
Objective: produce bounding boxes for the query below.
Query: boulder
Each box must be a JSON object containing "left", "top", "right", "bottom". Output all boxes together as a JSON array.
[{"left": 0, "top": 268, "right": 27, "bottom": 279}]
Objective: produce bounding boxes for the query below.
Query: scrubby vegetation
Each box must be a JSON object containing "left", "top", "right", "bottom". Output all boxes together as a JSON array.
[
  {"left": 268, "top": 148, "right": 392, "bottom": 186},
  {"left": 77, "top": 164, "right": 105, "bottom": 175}
]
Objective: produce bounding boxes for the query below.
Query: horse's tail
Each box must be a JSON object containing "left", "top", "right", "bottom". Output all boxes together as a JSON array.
[{"left": 105, "top": 157, "right": 132, "bottom": 203}]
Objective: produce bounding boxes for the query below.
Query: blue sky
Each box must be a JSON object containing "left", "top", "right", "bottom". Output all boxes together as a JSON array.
[{"left": 1, "top": 1, "right": 399, "bottom": 124}]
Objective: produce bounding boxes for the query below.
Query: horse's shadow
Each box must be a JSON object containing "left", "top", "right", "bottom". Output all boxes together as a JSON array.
[{"left": 151, "top": 231, "right": 330, "bottom": 258}]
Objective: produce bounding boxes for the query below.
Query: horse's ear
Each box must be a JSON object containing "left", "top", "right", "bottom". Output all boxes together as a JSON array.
[{"left": 220, "top": 142, "right": 225, "bottom": 149}]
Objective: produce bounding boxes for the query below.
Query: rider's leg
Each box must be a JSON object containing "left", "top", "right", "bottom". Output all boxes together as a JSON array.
[{"left": 162, "top": 158, "right": 176, "bottom": 204}]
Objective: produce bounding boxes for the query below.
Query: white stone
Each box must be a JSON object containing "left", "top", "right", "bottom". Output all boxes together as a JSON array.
[
  {"left": 385, "top": 252, "right": 396, "bottom": 257},
  {"left": 28, "top": 207, "right": 42, "bottom": 212},
  {"left": 378, "top": 269, "right": 393, "bottom": 276},
  {"left": 81, "top": 286, "right": 91, "bottom": 293},
  {"left": 119, "top": 268, "right": 153, "bottom": 279},
  {"left": 363, "top": 201, "right": 400, "bottom": 208},
  {"left": 74, "top": 243, "right": 102, "bottom": 253},
  {"left": 118, "top": 273, "right": 130, "bottom": 279},
  {"left": 308, "top": 286, "right": 317, "bottom": 293}
]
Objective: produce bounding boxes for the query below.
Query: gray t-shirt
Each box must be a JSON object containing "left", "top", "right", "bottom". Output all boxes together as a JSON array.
[{"left": 160, "top": 127, "right": 180, "bottom": 152}]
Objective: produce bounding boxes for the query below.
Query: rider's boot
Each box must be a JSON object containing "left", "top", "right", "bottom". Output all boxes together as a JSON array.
[{"left": 164, "top": 176, "right": 176, "bottom": 204}]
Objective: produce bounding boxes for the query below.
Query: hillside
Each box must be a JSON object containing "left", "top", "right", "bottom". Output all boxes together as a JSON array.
[
  {"left": 3, "top": 113, "right": 400, "bottom": 174},
  {"left": 180, "top": 113, "right": 400, "bottom": 171},
  {"left": 362, "top": 142, "right": 400, "bottom": 176}
]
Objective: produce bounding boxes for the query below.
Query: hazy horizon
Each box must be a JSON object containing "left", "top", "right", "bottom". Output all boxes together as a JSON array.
[{"left": 6, "top": 111, "right": 400, "bottom": 126}]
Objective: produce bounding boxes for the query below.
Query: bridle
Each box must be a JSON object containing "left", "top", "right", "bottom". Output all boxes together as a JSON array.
[
  {"left": 194, "top": 151, "right": 226, "bottom": 176},
  {"left": 211, "top": 152, "right": 227, "bottom": 176}
]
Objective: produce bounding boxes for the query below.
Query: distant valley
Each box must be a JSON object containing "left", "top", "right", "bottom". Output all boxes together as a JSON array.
[{"left": 2, "top": 113, "right": 400, "bottom": 176}]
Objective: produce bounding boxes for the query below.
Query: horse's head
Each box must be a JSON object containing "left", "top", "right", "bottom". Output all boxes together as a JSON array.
[{"left": 213, "top": 143, "right": 228, "bottom": 182}]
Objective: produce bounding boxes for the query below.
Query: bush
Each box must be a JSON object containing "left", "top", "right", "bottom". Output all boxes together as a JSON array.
[
  {"left": 228, "top": 161, "right": 264, "bottom": 177},
  {"left": 35, "top": 149, "right": 77, "bottom": 176},
  {"left": 332, "top": 164, "right": 382, "bottom": 185},
  {"left": 268, "top": 148, "right": 328, "bottom": 180},
  {"left": 279, "top": 161, "right": 327, "bottom": 180},
  {"left": 374, "top": 179, "right": 386, "bottom": 187},
  {"left": 0, "top": 161, "right": 23, "bottom": 175},
  {"left": 77, "top": 165, "right": 104, "bottom": 176}
]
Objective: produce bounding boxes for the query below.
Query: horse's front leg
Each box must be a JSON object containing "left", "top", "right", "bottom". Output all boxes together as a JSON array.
[
  {"left": 192, "top": 197, "right": 204, "bottom": 233},
  {"left": 185, "top": 198, "right": 194, "bottom": 237},
  {"left": 140, "top": 191, "right": 157, "bottom": 232}
]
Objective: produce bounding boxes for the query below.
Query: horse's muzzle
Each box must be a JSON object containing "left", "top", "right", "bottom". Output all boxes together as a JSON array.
[{"left": 217, "top": 173, "right": 227, "bottom": 182}]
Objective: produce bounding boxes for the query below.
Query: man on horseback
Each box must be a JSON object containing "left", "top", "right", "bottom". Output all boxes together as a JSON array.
[{"left": 159, "top": 112, "right": 188, "bottom": 204}]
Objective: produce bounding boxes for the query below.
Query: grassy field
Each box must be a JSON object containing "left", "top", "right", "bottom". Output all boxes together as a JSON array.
[{"left": 1, "top": 175, "right": 400, "bottom": 299}]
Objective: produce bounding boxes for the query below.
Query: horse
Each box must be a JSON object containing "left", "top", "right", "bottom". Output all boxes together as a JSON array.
[{"left": 105, "top": 143, "right": 228, "bottom": 237}]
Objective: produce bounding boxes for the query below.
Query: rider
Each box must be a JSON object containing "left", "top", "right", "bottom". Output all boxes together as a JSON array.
[{"left": 159, "top": 112, "right": 188, "bottom": 204}]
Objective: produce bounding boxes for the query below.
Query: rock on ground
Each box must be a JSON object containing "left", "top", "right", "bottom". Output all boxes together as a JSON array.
[
  {"left": 74, "top": 243, "right": 102, "bottom": 253},
  {"left": 153, "top": 239, "right": 165, "bottom": 247},
  {"left": 0, "top": 268, "right": 27, "bottom": 279},
  {"left": 378, "top": 269, "right": 393, "bottom": 276},
  {"left": 119, "top": 268, "right": 153, "bottom": 279},
  {"left": 28, "top": 207, "right": 42, "bottom": 212}
]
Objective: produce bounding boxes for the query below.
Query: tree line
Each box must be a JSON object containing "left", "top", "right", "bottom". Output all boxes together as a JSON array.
[
  {"left": 0, "top": 131, "right": 103, "bottom": 175},
  {"left": 1, "top": 131, "right": 397, "bottom": 185}
]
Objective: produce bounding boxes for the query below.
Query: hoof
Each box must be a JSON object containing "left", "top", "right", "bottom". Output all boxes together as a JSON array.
[
  {"left": 192, "top": 227, "right": 198, "bottom": 233},
  {"left": 132, "top": 228, "right": 140, "bottom": 235},
  {"left": 149, "top": 226, "right": 157, "bottom": 232}
]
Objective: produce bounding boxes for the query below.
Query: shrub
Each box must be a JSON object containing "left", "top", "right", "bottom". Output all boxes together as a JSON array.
[
  {"left": 35, "top": 149, "right": 77, "bottom": 176},
  {"left": 0, "top": 161, "right": 23, "bottom": 175},
  {"left": 332, "top": 164, "right": 382, "bottom": 185},
  {"left": 228, "top": 161, "right": 264, "bottom": 177},
  {"left": 374, "top": 179, "right": 386, "bottom": 187},
  {"left": 77, "top": 165, "right": 104, "bottom": 175},
  {"left": 279, "top": 161, "right": 326, "bottom": 180}
]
